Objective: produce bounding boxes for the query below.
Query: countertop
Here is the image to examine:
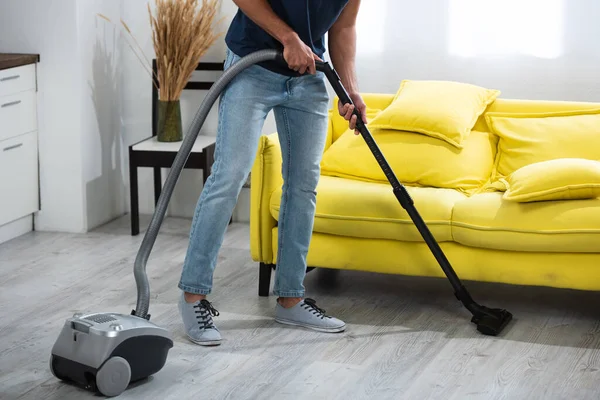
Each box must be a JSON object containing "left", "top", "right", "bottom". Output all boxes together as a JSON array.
[{"left": 0, "top": 53, "right": 40, "bottom": 71}]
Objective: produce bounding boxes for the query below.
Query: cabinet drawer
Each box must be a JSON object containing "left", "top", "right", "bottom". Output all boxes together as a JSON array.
[
  {"left": 0, "top": 90, "right": 37, "bottom": 142},
  {"left": 0, "top": 131, "right": 39, "bottom": 226},
  {"left": 0, "top": 64, "right": 36, "bottom": 98}
]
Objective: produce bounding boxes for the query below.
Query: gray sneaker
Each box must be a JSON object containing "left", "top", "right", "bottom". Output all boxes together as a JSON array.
[
  {"left": 178, "top": 293, "right": 222, "bottom": 346},
  {"left": 275, "top": 298, "right": 346, "bottom": 333}
]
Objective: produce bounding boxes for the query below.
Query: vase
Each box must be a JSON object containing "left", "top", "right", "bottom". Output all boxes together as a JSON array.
[{"left": 157, "top": 100, "right": 183, "bottom": 142}]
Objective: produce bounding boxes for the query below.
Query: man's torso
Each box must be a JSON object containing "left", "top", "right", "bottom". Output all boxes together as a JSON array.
[{"left": 225, "top": 0, "right": 350, "bottom": 76}]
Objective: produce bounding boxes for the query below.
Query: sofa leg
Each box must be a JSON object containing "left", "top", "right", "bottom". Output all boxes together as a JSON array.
[{"left": 259, "top": 263, "right": 274, "bottom": 297}]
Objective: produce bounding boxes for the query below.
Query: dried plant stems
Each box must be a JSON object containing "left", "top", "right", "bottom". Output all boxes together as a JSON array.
[
  {"left": 148, "top": 0, "right": 223, "bottom": 101},
  {"left": 97, "top": 0, "right": 223, "bottom": 101}
]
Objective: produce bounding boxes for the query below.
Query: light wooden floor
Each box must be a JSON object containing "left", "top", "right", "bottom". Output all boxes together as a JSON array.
[{"left": 1, "top": 215, "right": 599, "bottom": 400}]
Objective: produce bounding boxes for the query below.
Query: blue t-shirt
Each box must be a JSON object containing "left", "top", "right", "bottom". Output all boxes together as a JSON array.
[{"left": 225, "top": 0, "right": 350, "bottom": 76}]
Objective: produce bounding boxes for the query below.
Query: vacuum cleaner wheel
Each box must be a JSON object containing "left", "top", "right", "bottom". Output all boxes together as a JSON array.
[{"left": 95, "top": 356, "right": 131, "bottom": 397}]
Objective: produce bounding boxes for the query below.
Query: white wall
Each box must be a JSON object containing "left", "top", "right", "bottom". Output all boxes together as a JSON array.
[
  {"left": 78, "top": 0, "right": 127, "bottom": 230},
  {"left": 352, "top": 0, "right": 600, "bottom": 101},
  {"left": 1, "top": 0, "right": 599, "bottom": 233}
]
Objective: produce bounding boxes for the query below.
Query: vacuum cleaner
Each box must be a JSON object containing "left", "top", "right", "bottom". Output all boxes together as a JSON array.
[{"left": 49, "top": 49, "right": 512, "bottom": 397}]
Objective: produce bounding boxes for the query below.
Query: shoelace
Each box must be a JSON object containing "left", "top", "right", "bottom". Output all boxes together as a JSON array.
[
  {"left": 301, "top": 298, "right": 331, "bottom": 320},
  {"left": 194, "top": 299, "right": 220, "bottom": 329}
]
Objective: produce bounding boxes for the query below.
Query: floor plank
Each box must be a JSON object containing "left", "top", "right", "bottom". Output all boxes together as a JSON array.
[{"left": 0, "top": 215, "right": 599, "bottom": 400}]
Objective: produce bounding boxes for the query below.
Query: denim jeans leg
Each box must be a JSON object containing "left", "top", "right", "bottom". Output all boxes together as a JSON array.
[
  {"left": 272, "top": 72, "right": 330, "bottom": 298},
  {"left": 178, "top": 51, "right": 284, "bottom": 295}
]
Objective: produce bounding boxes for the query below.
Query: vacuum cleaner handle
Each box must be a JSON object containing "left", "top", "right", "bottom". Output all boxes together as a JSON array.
[
  {"left": 314, "top": 61, "right": 356, "bottom": 109},
  {"left": 274, "top": 54, "right": 361, "bottom": 123}
]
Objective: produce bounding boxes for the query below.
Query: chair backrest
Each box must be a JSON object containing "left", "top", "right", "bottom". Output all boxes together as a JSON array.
[{"left": 151, "top": 58, "right": 224, "bottom": 137}]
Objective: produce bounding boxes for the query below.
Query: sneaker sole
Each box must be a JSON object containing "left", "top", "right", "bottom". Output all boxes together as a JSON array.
[
  {"left": 185, "top": 334, "right": 222, "bottom": 346},
  {"left": 275, "top": 318, "right": 346, "bottom": 333}
]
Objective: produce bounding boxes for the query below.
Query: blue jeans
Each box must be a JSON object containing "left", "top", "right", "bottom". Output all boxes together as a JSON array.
[{"left": 178, "top": 48, "right": 330, "bottom": 298}]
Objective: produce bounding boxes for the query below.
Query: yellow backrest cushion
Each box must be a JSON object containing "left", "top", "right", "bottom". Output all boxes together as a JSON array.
[
  {"left": 366, "top": 80, "right": 500, "bottom": 148},
  {"left": 331, "top": 96, "right": 600, "bottom": 142},
  {"left": 473, "top": 98, "right": 600, "bottom": 134},
  {"left": 486, "top": 109, "right": 600, "bottom": 182},
  {"left": 320, "top": 126, "right": 497, "bottom": 194},
  {"left": 500, "top": 158, "right": 600, "bottom": 202}
]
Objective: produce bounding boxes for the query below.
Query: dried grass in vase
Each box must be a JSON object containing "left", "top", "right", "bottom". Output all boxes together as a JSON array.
[
  {"left": 98, "top": 0, "right": 223, "bottom": 141},
  {"left": 147, "top": 0, "right": 223, "bottom": 141},
  {"left": 149, "top": 0, "right": 223, "bottom": 102}
]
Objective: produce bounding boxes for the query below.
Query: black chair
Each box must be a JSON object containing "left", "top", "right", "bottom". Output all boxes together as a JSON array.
[{"left": 128, "top": 58, "right": 224, "bottom": 235}]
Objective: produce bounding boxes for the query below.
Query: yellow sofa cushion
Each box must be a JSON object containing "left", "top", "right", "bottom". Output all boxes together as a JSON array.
[
  {"left": 320, "top": 128, "right": 497, "bottom": 194},
  {"left": 451, "top": 192, "right": 600, "bottom": 253},
  {"left": 486, "top": 108, "right": 600, "bottom": 182},
  {"left": 367, "top": 80, "right": 500, "bottom": 148},
  {"left": 500, "top": 158, "right": 600, "bottom": 202},
  {"left": 270, "top": 229, "right": 600, "bottom": 291},
  {"left": 269, "top": 175, "right": 466, "bottom": 242}
]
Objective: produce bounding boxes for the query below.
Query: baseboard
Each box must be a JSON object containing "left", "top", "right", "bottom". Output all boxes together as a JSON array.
[{"left": 0, "top": 215, "right": 33, "bottom": 245}]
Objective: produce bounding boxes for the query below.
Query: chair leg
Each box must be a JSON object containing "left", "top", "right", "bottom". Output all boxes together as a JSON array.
[
  {"left": 153, "top": 167, "right": 162, "bottom": 205},
  {"left": 259, "top": 263, "right": 274, "bottom": 297},
  {"left": 129, "top": 152, "right": 139, "bottom": 236}
]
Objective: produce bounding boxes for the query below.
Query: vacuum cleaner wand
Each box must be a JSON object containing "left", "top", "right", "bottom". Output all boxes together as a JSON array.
[
  {"left": 310, "top": 58, "right": 513, "bottom": 336},
  {"left": 131, "top": 50, "right": 512, "bottom": 335},
  {"left": 130, "top": 50, "right": 513, "bottom": 329}
]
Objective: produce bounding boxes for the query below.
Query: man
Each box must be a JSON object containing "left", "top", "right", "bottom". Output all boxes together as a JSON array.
[{"left": 178, "top": 0, "right": 367, "bottom": 346}]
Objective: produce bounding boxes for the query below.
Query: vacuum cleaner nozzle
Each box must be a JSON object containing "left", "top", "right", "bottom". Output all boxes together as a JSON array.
[
  {"left": 454, "top": 285, "right": 513, "bottom": 336},
  {"left": 471, "top": 307, "right": 513, "bottom": 336}
]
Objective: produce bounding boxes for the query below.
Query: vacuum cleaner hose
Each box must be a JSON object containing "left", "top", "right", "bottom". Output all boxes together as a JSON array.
[
  {"left": 131, "top": 48, "right": 512, "bottom": 336},
  {"left": 133, "top": 49, "right": 283, "bottom": 319}
]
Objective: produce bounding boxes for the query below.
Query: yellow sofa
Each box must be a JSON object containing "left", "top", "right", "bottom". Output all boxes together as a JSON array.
[{"left": 249, "top": 86, "right": 600, "bottom": 297}]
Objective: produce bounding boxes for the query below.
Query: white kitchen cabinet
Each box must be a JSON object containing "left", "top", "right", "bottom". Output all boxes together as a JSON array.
[{"left": 0, "top": 54, "right": 40, "bottom": 244}]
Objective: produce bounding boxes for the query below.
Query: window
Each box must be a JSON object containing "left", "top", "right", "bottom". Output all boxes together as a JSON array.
[
  {"left": 448, "top": 0, "right": 565, "bottom": 59},
  {"left": 356, "top": 0, "right": 388, "bottom": 55}
]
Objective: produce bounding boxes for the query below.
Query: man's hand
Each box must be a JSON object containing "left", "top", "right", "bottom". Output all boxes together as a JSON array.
[
  {"left": 232, "top": 0, "right": 320, "bottom": 74},
  {"left": 282, "top": 32, "right": 321, "bottom": 75},
  {"left": 338, "top": 93, "right": 367, "bottom": 135}
]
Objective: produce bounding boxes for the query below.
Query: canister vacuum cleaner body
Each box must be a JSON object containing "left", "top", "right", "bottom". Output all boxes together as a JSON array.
[
  {"left": 50, "top": 49, "right": 512, "bottom": 397},
  {"left": 50, "top": 312, "right": 173, "bottom": 397}
]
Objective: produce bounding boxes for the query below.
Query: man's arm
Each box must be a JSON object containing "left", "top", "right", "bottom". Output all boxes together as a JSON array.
[
  {"left": 328, "top": 0, "right": 361, "bottom": 94},
  {"left": 328, "top": 0, "right": 366, "bottom": 133},
  {"left": 232, "top": 0, "right": 320, "bottom": 74}
]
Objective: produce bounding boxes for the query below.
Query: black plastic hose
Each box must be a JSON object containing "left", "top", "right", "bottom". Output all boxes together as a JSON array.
[{"left": 133, "top": 49, "right": 282, "bottom": 319}]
